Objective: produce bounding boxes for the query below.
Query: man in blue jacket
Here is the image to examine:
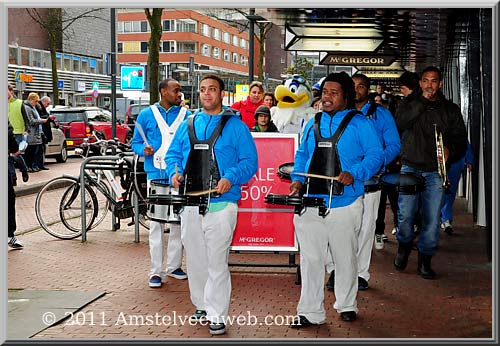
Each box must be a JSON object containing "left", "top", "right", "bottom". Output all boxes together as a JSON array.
[
  {"left": 166, "top": 74, "right": 258, "bottom": 335},
  {"left": 289, "top": 72, "right": 383, "bottom": 326},
  {"left": 131, "top": 79, "right": 190, "bottom": 288}
]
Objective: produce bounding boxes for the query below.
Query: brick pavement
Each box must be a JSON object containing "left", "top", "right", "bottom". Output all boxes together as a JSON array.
[{"left": 7, "top": 158, "right": 493, "bottom": 340}]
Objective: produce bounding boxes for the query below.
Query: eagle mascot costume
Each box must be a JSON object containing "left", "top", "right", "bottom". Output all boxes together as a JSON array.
[{"left": 272, "top": 75, "right": 316, "bottom": 134}]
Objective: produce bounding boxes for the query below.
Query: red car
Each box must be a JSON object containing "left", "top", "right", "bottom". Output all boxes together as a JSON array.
[{"left": 49, "top": 106, "right": 132, "bottom": 150}]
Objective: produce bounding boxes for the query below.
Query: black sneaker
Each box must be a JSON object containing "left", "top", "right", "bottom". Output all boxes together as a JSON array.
[
  {"left": 290, "top": 315, "right": 315, "bottom": 328},
  {"left": 209, "top": 322, "right": 226, "bottom": 335},
  {"left": 190, "top": 310, "right": 207, "bottom": 322},
  {"left": 21, "top": 170, "right": 29, "bottom": 182},
  {"left": 358, "top": 277, "right": 369, "bottom": 290},
  {"left": 8, "top": 236, "right": 23, "bottom": 250}
]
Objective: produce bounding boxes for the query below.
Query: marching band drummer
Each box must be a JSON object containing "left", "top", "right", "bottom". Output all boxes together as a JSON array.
[
  {"left": 131, "top": 78, "right": 190, "bottom": 288},
  {"left": 166, "top": 74, "right": 258, "bottom": 335},
  {"left": 289, "top": 72, "right": 383, "bottom": 327}
]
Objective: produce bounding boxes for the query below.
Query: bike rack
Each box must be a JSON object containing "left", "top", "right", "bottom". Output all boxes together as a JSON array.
[{"left": 80, "top": 155, "right": 141, "bottom": 243}]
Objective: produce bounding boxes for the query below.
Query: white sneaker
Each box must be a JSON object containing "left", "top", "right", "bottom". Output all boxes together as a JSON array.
[{"left": 374, "top": 234, "right": 384, "bottom": 250}]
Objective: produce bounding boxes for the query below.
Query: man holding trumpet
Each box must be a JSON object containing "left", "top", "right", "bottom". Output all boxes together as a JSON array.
[
  {"left": 166, "top": 74, "right": 258, "bottom": 335},
  {"left": 288, "top": 72, "right": 383, "bottom": 326},
  {"left": 395, "top": 66, "right": 467, "bottom": 279}
]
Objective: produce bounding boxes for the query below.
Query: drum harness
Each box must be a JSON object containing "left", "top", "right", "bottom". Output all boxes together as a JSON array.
[
  {"left": 301, "top": 110, "right": 359, "bottom": 217},
  {"left": 181, "top": 111, "right": 233, "bottom": 215}
]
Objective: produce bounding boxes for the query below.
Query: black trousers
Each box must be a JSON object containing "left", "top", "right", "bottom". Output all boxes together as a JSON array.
[
  {"left": 375, "top": 184, "right": 399, "bottom": 235},
  {"left": 8, "top": 169, "right": 17, "bottom": 237}
]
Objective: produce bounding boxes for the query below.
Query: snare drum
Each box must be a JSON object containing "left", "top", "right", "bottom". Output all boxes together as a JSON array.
[
  {"left": 147, "top": 179, "right": 180, "bottom": 224},
  {"left": 380, "top": 172, "right": 425, "bottom": 195},
  {"left": 265, "top": 193, "right": 325, "bottom": 215},
  {"left": 277, "top": 162, "right": 294, "bottom": 181},
  {"left": 364, "top": 176, "right": 381, "bottom": 193}
]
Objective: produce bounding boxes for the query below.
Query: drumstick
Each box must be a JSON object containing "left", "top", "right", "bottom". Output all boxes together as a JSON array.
[
  {"left": 134, "top": 121, "right": 149, "bottom": 147},
  {"left": 294, "top": 172, "right": 339, "bottom": 181},
  {"left": 186, "top": 188, "right": 218, "bottom": 196}
]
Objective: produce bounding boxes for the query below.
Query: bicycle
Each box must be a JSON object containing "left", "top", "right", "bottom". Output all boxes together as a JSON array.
[{"left": 35, "top": 133, "right": 149, "bottom": 239}]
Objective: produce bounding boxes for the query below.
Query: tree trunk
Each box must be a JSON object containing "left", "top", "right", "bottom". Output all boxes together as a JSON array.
[
  {"left": 258, "top": 26, "right": 266, "bottom": 81},
  {"left": 146, "top": 8, "right": 163, "bottom": 105}
]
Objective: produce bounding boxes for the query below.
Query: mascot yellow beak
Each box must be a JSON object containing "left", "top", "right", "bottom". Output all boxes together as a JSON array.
[{"left": 275, "top": 85, "right": 311, "bottom": 109}]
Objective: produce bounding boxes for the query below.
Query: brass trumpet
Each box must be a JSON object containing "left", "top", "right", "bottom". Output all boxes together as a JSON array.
[{"left": 434, "top": 124, "right": 451, "bottom": 189}]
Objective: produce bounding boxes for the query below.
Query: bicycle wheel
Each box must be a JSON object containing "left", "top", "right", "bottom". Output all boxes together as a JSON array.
[
  {"left": 35, "top": 177, "right": 97, "bottom": 239},
  {"left": 86, "top": 178, "right": 111, "bottom": 229},
  {"left": 130, "top": 189, "right": 150, "bottom": 229}
]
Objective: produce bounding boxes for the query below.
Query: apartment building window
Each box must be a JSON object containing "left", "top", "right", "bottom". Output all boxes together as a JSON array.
[
  {"left": 240, "top": 38, "right": 247, "bottom": 49},
  {"left": 9, "top": 46, "right": 18, "bottom": 64},
  {"left": 202, "top": 24, "right": 210, "bottom": 37},
  {"left": 163, "top": 20, "right": 175, "bottom": 32},
  {"left": 141, "top": 42, "right": 148, "bottom": 53},
  {"left": 32, "top": 50, "right": 42, "bottom": 67},
  {"left": 72, "top": 56, "right": 80, "bottom": 71},
  {"left": 222, "top": 31, "right": 230, "bottom": 43},
  {"left": 201, "top": 44, "right": 210, "bottom": 56},
  {"left": 223, "top": 50, "right": 230, "bottom": 61},
  {"left": 132, "top": 21, "right": 141, "bottom": 32},
  {"left": 124, "top": 21, "right": 132, "bottom": 33},
  {"left": 212, "top": 47, "right": 220, "bottom": 59},
  {"left": 81, "top": 57, "right": 88, "bottom": 72},
  {"left": 177, "top": 41, "right": 196, "bottom": 53},
  {"left": 176, "top": 20, "right": 196, "bottom": 32},
  {"left": 161, "top": 41, "right": 176, "bottom": 53},
  {"left": 140, "top": 21, "right": 148, "bottom": 32},
  {"left": 281, "top": 57, "right": 286, "bottom": 64},
  {"left": 212, "top": 28, "right": 220, "bottom": 40},
  {"left": 20, "top": 48, "right": 30, "bottom": 66},
  {"left": 117, "top": 42, "right": 123, "bottom": 53},
  {"left": 42, "top": 51, "right": 50, "bottom": 68},
  {"left": 232, "top": 52, "right": 238, "bottom": 64},
  {"left": 232, "top": 35, "right": 238, "bottom": 46},
  {"left": 89, "top": 58, "right": 97, "bottom": 73},
  {"left": 240, "top": 55, "right": 246, "bottom": 66},
  {"left": 117, "top": 22, "right": 124, "bottom": 33}
]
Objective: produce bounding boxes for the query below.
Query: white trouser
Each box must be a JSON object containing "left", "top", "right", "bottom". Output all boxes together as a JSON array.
[
  {"left": 148, "top": 221, "right": 182, "bottom": 278},
  {"left": 357, "top": 190, "right": 381, "bottom": 281},
  {"left": 325, "top": 191, "right": 381, "bottom": 281},
  {"left": 147, "top": 179, "right": 183, "bottom": 278},
  {"left": 180, "top": 203, "right": 238, "bottom": 324},
  {"left": 295, "top": 197, "right": 362, "bottom": 323}
]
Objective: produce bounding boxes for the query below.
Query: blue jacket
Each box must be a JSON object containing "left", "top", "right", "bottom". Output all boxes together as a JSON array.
[
  {"left": 165, "top": 108, "right": 258, "bottom": 203},
  {"left": 360, "top": 102, "right": 401, "bottom": 171},
  {"left": 131, "top": 103, "right": 190, "bottom": 181},
  {"left": 291, "top": 109, "right": 384, "bottom": 208}
]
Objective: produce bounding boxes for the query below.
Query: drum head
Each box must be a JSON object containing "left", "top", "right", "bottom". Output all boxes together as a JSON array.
[
  {"left": 277, "top": 162, "right": 294, "bottom": 181},
  {"left": 133, "top": 154, "right": 148, "bottom": 202}
]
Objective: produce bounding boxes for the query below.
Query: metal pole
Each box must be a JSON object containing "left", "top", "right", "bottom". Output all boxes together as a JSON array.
[
  {"left": 111, "top": 8, "right": 117, "bottom": 139},
  {"left": 248, "top": 8, "right": 255, "bottom": 84}
]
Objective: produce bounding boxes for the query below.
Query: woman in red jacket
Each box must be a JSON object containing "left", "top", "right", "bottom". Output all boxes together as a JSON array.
[{"left": 230, "top": 81, "right": 264, "bottom": 128}]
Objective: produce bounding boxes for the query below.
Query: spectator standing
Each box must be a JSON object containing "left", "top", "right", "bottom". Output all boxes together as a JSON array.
[
  {"left": 131, "top": 79, "right": 189, "bottom": 288},
  {"left": 230, "top": 81, "right": 264, "bottom": 128},
  {"left": 36, "top": 96, "right": 52, "bottom": 170},
  {"left": 23, "top": 93, "right": 49, "bottom": 172},
  {"left": 251, "top": 105, "right": 278, "bottom": 132},
  {"left": 289, "top": 72, "right": 383, "bottom": 326},
  {"left": 8, "top": 122, "right": 23, "bottom": 249},
  {"left": 394, "top": 66, "right": 467, "bottom": 279},
  {"left": 7, "top": 83, "right": 30, "bottom": 144},
  {"left": 441, "top": 141, "right": 473, "bottom": 234},
  {"left": 167, "top": 74, "right": 258, "bottom": 335}
]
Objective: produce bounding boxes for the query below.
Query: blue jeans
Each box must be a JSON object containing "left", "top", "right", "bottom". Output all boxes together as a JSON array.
[
  {"left": 397, "top": 165, "right": 445, "bottom": 256},
  {"left": 441, "top": 156, "right": 465, "bottom": 223}
]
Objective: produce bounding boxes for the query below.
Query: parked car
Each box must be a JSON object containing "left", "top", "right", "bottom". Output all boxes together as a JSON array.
[
  {"left": 118, "top": 103, "right": 150, "bottom": 131},
  {"left": 44, "top": 121, "right": 68, "bottom": 163},
  {"left": 49, "top": 106, "right": 132, "bottom": 150}
]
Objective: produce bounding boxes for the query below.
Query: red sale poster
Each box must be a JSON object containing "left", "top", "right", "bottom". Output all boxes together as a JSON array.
[{"left": 231, "top": 133, "right": 299, "bottom": 251}]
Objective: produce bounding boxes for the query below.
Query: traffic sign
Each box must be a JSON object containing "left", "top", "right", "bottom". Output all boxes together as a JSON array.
[
  {"left": 92, "top": 90, "right": 99, "bottom": 98},
  {"left": 58, "top": 80, "right": 64, "bottom": 89},
  {"left": 120, "top": 66, "right": 145, "bottom": 91},
  {"left": 92, "top": 82, "right": 99, "bottom": 90}
]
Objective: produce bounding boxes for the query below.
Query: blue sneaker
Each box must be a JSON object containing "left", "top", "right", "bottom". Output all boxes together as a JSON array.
[
  {"left": 167, "top": 268, "right": 187, "bottom": 280},
  {"left": 149, "top": 275, "right": 162, "bottom": 288}
]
